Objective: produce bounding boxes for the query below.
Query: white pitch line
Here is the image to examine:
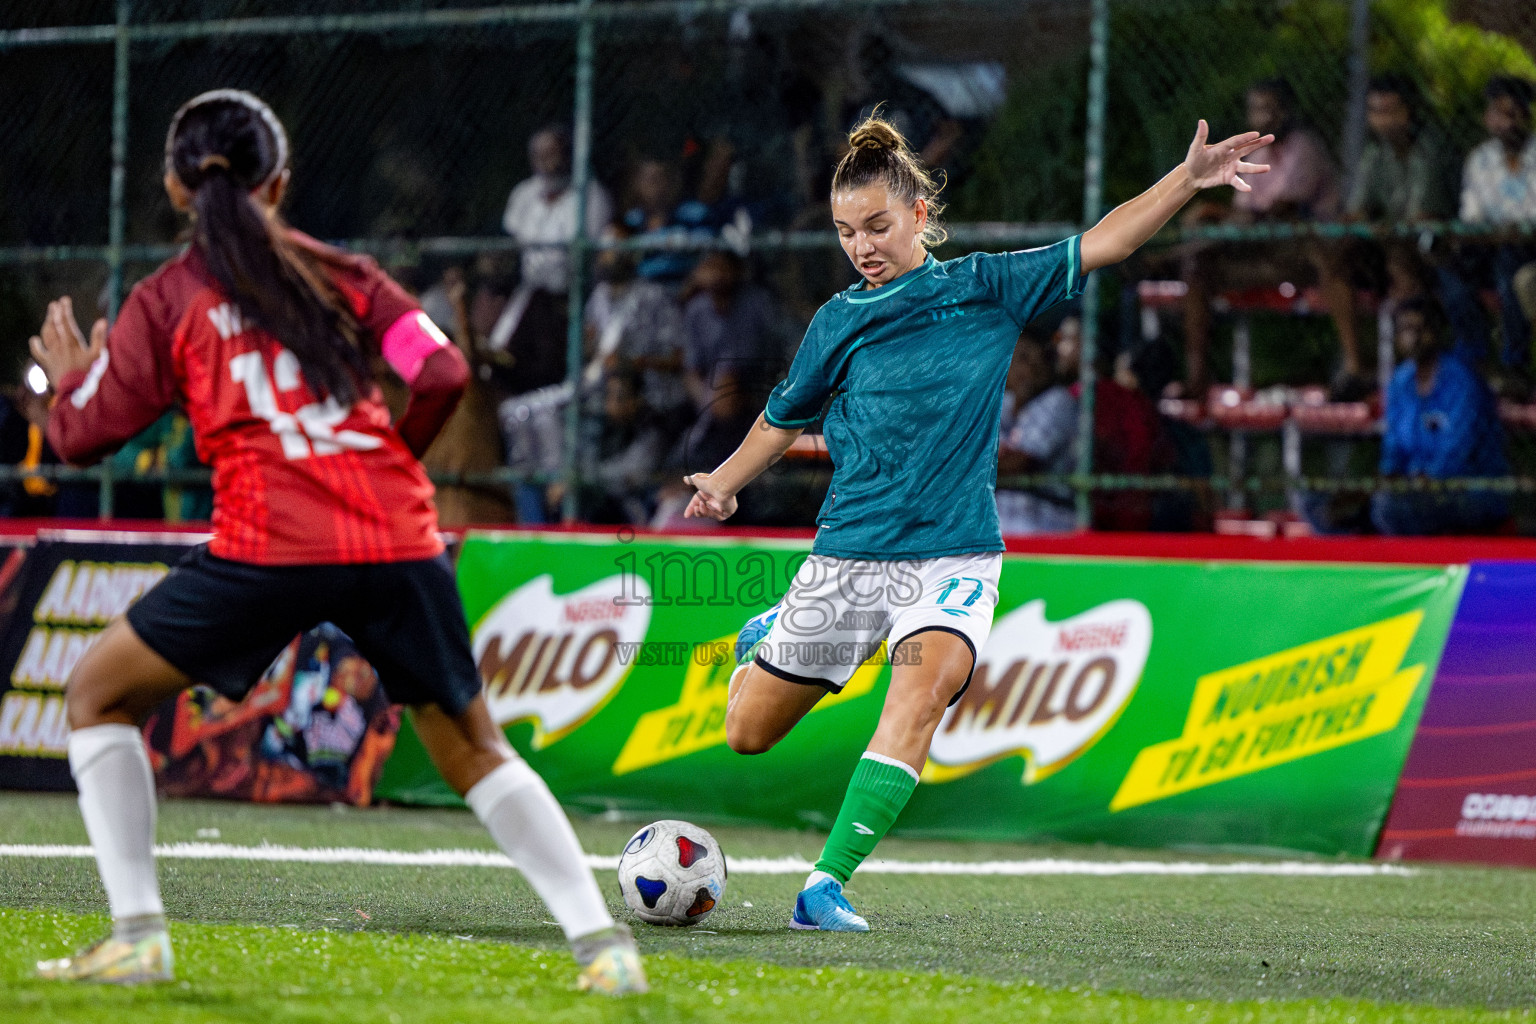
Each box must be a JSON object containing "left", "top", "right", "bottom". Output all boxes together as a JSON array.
[{"left": 0, "top": 842, "right": 1414, "bottom": 877}]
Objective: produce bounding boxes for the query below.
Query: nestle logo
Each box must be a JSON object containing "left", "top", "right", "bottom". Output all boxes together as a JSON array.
[
  {"left": 563, "top": 598, "right": 625, "bottom": 625},
  {"left": 1055, "top": 621, "right": 1128, "bottom": 653}
]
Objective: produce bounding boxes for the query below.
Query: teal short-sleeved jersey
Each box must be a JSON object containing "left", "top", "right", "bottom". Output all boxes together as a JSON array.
[{"left": 765, "top": 235, "right": 1083, "bottom": 560}]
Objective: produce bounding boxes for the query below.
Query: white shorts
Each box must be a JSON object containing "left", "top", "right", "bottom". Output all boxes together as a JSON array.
[{"left": 755, "top": 552, "right": 1002, "bottom": 695}]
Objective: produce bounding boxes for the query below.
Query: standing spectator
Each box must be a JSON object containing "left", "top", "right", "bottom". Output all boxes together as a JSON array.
[
  {"left": 584, "top": 227, "right": 688, "bottom": 423},
  {"left": 1374, "top": 297, "right": 1508, "bottom": 535},
  {"left": 1458, "top": 76, "right": 1536, "bottom": 370},
  {"left": 996, "top": 332, "right": 1077, "bottom": 535},
  {"left": 492, "top": 126, "right": 613, "bottom": 393},
  {"left": 1181, "top": 79, "right": 1359, "bottom": 395},
  {"left": 1344, "top": 76, "right": 1471, "bottom": 357},
  {"left": 501, "top": 125, "right": 613, "bottom": 297}
]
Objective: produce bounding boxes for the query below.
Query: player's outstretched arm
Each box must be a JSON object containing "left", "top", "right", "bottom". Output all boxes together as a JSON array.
[
  {"left": 34, "top": 295, "right": 177, "bottom": 466},
  {"left": 683, "top": 414, "right": 802, "bottom": 522},
  {"left": 1079, "top": 120, "right": 1273, "bottom": 273}
]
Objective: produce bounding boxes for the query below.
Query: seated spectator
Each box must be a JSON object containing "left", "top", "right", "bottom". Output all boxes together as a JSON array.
[
  {"left": 622, "top": 157, "right": 727, "bottom": 285},
  {"left": 1344, "top": 75, "right": 1468, "bottom": 353},
  {"left": 584, "top": 227, "right": 688, "bottom": 423},
  {"left": 491, "top": 126, "right": 613, "bottom": 397},
  {"left": 1379, "top": 297, "right": 1508, "bottom": 534},
  {"left": 649, "top": 256, "right": 779, "bottom": 528},
  {"left": 1456, "top": 76, "right": 1536, "bottom": 371},
  {"left": 1181, "top": 79, "right": 1360, "bottom": 395},
  {"left": 0, "top": 381, "right": 55, "bottom": 517},
  {"left": 1304, "top": 298, "right": 1508, "bottom": 535},
  {"left": 681, "top": 251, "right": 779, "bottom": 415},
  {"left": 996, "top": 332, "right": 1077, "bottom": 535},
  {"left": 552, "top": 370, "right": 668, "bottom": 526},
  {"left": 1116, "top": 338, "right": 1212, "bottom": 531},
  {"left": 418, "top": 266, "right": 515, "bottom": 526},
  {"left": 1056, "top": 317, "right": 1174, "bottom": 531}
]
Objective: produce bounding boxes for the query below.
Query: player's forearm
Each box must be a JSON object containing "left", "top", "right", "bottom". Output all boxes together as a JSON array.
[
  {"left": 46, "top": 367, "right": 164, "bottom": 467},
  {"left": 396, "top": 346, "right": 468, "bottom": 459},
  {"left": 710, "top": 415, "right": 802, "bottom": 496},
  {"left": 1080, "top": 163, "right": 1200, "bottom": 273}
]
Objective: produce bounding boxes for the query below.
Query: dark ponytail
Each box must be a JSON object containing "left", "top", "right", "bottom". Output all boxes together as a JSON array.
[
  {"left": 831, "top": 112, "right": 948, "bottom": 246},
  {"left": 166, "top": 89, "right": 368, "bottom": 404}
]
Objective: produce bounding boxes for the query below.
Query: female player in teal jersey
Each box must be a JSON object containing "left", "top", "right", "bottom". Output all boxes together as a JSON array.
[{"left": 684, "top": 114, "right": 1272, "bottom": 932}]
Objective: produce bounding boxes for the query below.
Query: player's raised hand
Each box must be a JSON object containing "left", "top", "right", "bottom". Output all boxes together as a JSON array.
[
  {"left": 30, "top": 296, "right": 106, "bottom": 391},
  {"left": 1182, "top": 119, "right": 1273, "bottom": 193},
  {"left": 683, "top": 471, "right": 738, "bottom": 521}
]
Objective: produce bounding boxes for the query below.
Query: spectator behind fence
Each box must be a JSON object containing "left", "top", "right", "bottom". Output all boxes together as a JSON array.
[
  {"left": 553, "top": 369, "right": 668, "bottom": 526},
  {"left": 1181, "top": 79, "right": 1360, "bottom": 396},
  {"left": 417, "top": 266, "right": 516, "bottom": 526},
  {"left": 0, "top": 382, "right": 56, "bottom": 517},
  {"left": 1304, "top": 298, "right": 1507, "bottom": 535},
  {"left": 996, "top": 331, "right": 1077, "bottom": 535},
  {"left": 623, "top": 157, "right": 726, "bottom": 285},
  {"left": 584, "top": 226, "right": 688, "bottom": 423},
  {"left": 649, "top": 253, "right": 779, "bottom": 528},
  {"left": 1056, "top": 316, "right": 1173, "bottom": 531},
  {"left": 1117, "top": 338, "right": 1212, "bottom": 531},
  {"left": 491, "top": 125, "right": 613, "bottom": 395},
  {"left": 1378, "top": 297, "right": 1508, "bottom": 534},
  {"left": 681, "top": 251, "right": 779, "bottom": 414},
  {"left": 501, "top": 125, "right": 613, "bottom": 296},
  {"left": 1458, "top": 76, "right": 1536, "bottom": 371},
  {"left": 1344, "top": 75, "right": 1470, "bottom": 356}
]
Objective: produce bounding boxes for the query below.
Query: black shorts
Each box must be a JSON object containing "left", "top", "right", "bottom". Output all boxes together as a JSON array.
[{"left": 126, "top": 546, "right": 481, "bottom": 715}]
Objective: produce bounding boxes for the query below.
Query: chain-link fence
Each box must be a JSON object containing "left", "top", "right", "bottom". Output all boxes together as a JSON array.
[{"left": 1, "top": 0, "right": 1534, "bottom": 537}]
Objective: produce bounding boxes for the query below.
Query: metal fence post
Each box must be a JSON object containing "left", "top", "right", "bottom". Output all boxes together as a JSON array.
[
  {"left": 107, "top": 0, "right": 130, "bottom": 320},
  {"left": 1074, "top": 0, "right": 1109, "bottom": 529},
  {"left": 99, "top": 0, "right": 131, "bottom": 519},
  {"left": 560, "top": 0, "right": 595, "bottom": 524},
  {"left": 1338, "top": 0, "right": 1372, "bottom": 204}
]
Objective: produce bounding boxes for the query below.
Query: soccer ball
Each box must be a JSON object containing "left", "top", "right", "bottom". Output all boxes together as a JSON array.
[{"left": 616, "top": 819, "right": 727, "bottom": 926}]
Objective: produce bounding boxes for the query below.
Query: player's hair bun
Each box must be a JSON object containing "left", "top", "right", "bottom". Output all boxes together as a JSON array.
[{"left": 848, "top": 117, "right": 904, "bottom": 154}]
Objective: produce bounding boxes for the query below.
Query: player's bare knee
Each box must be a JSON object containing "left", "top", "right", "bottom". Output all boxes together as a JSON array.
[
  {"left": 64, "top": 674, "right": 114, "bottom": 729},
  {"left": 724, "top": 711, "right": 776, "bottom": 756}
]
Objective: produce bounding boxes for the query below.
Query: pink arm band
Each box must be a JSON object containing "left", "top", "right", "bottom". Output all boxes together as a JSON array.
[{"left": 381, "top": 310, "right": 451, "bottom": 385}]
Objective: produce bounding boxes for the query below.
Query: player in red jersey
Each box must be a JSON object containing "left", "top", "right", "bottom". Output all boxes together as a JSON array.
[{"left": 29, "top": 90, "right": 645, "bottom": 995}]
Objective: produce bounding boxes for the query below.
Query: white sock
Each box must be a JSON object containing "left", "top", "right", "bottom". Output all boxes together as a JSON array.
[
  {"left": 68, "top": 724, "right": 164, "bottom": 921},
  {"left": 465, "top": 757, "right": 614, "bottom": 942},
  {"left": 804, "top": 869, "right": 836, "bottom": 890}
]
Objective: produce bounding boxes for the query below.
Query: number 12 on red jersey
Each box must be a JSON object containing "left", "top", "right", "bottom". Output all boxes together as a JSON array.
[{"left": 229, "top": 349, "right": 382, "bottom": 460}]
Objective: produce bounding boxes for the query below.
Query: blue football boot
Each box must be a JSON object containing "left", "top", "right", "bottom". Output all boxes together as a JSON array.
[
  {"left": 734, "top": 602, "right": 780, "bottom": 665},
  {"left": 790, "top": 877, "right": 870, "bottom": 932}
]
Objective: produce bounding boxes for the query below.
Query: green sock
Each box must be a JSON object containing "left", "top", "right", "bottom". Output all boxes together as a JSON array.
[{"left": 813, "top": 752, "right": 919, "bottom": 883}]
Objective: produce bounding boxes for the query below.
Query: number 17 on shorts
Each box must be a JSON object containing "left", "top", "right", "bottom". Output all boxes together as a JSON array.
[{"left": 753, "top": 553, "right": 1002, "bottom": 694}]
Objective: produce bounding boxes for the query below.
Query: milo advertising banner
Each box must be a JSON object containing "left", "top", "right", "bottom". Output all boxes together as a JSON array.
[{"left": 375, "top": 531, "right": 1466, "bottom": 856}]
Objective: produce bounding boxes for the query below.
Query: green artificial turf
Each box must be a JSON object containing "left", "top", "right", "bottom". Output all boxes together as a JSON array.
[
  {"left": 4, "top": 909, "right": 1529, "bottom": 1024},
  {"left": 2, "top": 793, "right": 1535, "bottom": 1018}
]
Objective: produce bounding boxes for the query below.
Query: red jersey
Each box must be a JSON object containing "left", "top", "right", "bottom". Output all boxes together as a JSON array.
[{"left": 49, "top": 234, "right": 446, "bottom": 565}]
